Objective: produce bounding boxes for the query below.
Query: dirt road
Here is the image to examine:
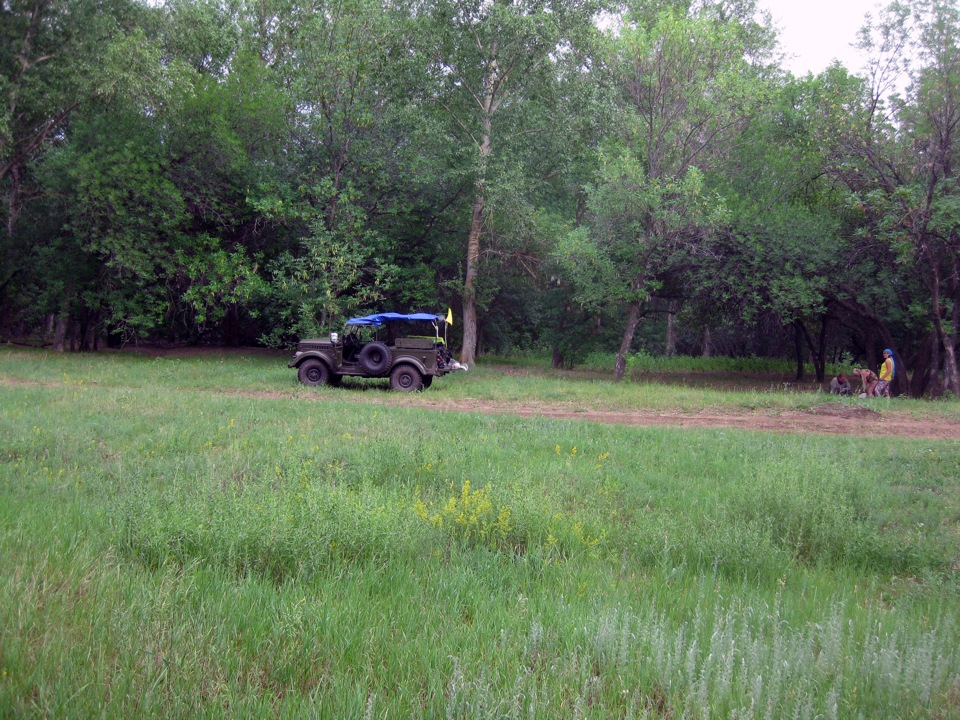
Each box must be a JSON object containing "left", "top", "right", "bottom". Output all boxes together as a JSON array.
[{"left": 391, "top": 398, "right": 959, "bottom": 441}]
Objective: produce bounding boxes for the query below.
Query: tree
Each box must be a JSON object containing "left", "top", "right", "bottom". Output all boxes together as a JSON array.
[
  {"left": 20, "top": 0, "right": 278, "bottom": 348},
  {"left": 828, "top": 0, "right": 960, "bottom": 396},
  {"left": 560, "top": 1, "right": 774, "bottom": 379},
  {"left": 0, "top": 0, "right": 172, "bottom": 340},
  {"left": 248, "top": 0, "right": 431, "bottom": 343},
  {"left": 405, "top": 0, "right": 604, "bottom": 366}
]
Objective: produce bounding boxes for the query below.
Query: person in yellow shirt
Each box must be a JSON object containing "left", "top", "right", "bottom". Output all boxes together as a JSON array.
[{"left": 876, "top": 348, "right": 895, "bottom": 397}]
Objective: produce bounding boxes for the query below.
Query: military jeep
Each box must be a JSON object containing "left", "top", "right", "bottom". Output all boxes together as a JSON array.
[{"left": 289, "top": 312, "right": 466, "bottom": 392}]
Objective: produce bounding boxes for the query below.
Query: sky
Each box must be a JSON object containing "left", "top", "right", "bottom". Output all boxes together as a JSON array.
[{"left": 756, "top": 0, "right": 883, "bottom": 77}]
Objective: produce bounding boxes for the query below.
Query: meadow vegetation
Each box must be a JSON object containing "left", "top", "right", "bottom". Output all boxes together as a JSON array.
[{"left": 1, "top": 347, "right": 959, "bottom": 718}]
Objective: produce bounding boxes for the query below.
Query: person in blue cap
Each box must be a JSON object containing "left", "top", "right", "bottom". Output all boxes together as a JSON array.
[{"left": 876, "top": 348, "right": 895, "bottom": 397}]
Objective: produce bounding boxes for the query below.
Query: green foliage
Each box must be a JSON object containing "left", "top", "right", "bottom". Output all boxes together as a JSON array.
[
  {"left": 414, "top": 480, "right": 513, "bottom": 551},
  {"left": 552, "top": 3, "right": 776, "bottom": 375},
  {"left": 559, "top": 156, "right": 729, "bottom": 310},
  {"left": 177, "top": 236, "right": 263, "bottom": 327},
  {"left": 259, "top": 229, "right": 390, "bottom": 344},
  {"left": 1, "top": 0, "right": 166, "bottom": 231},
  {"left": 255, "top": 180, "right": 397, "bottom": 345},
  {"left": 828, "top": 0, "right": 960, "bottom": 394},
  {"left": 403, "top": 0, "right": 607, "bottom": 361}
]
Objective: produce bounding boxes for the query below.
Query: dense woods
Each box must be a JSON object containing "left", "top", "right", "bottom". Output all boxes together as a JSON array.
[{"left": 2, "top": 0, "right": 959, "bottom": 396}]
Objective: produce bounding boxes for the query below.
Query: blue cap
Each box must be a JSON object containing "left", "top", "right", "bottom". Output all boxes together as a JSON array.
[{"left": 883, "top": 348, "right": 893, "bottom": 355}]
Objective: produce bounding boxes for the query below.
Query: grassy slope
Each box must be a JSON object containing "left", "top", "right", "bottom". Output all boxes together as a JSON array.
[{"left": 1, "top": 347, "right": 959, "bottom": 718}]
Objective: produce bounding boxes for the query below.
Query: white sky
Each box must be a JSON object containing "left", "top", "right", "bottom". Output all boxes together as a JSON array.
[{"left": 757, "top": 0, "right": 884, "bottom": 77}]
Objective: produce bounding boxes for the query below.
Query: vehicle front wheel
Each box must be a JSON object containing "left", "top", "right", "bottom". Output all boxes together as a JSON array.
[
  {"left": 390, "top": 365, "right": 423, "bottom": 392},
  {"left": 298, "top": 359, "right": 330, "bottom": 386}
]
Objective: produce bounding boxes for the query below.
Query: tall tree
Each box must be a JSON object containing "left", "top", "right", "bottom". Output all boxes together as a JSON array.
[
  {"left": 0, "top": 0, "right": 159, "bottom": 313},
  {"left": 405, "top": 0, "right": 603, "bottom": 366},
  {"left": 561, "top": 1, "right": 774, "bottom": 379},
  {"left": 26, "top": 0, "right": 278, "bottom": 347},
  {"left": 828, "top": 0, "right": 960, "bottom": 396},
  {"left": 251, "top": 0, "right": 412, "bottom": 343}
]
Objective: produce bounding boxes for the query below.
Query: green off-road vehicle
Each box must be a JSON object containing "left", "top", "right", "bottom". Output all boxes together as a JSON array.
[{"left": 289, "top": 312, "right": 466, "bottom": 392}]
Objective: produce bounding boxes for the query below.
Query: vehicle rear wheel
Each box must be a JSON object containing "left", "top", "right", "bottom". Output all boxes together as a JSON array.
[
  {"left": 390, "top": 365, "right": 423, "bottom": 392},
  {"left": 358, "top": 341, "right": 393, "bottom": 376},
  {"left": 298, "top": 359, "right": 330, "bottom": 386}
]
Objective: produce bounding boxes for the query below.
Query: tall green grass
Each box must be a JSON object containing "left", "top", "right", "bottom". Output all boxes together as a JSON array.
[{"left": 2, "top": 347, "right": 959, "bottom": 717}]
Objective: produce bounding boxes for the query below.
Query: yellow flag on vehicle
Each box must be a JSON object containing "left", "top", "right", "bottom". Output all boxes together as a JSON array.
[{"left": 446, "top": 308, "right": 453, "bottom": 326}]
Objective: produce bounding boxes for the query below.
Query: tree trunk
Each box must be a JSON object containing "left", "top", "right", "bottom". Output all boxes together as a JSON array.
[
  {"left": 942, "top": 336, "right": 959, "bottom": 397},
  {"left": 52, "top": 315, "right": 69, "bottom": 352},
  {"left": 930, "top": 332, "right": 943, "bottom": 399},
  {"left": 908, "top": 332, "right": 934, "bottom": 399},
  {"left": 797, "top": 318, "right": 827, "bottom": 383},
  {"left": 701, "top": 326, "right": 712, "bottom": 358},
  {"left": 224, "top": 303, "right": 240, "bottom": 348},
  {"left": 614, "top": 301, "right": 642, "bottom": 381},
  {"left": 947, "top": 260, "right": 960, "bottom": 397},
  {"left": 929, "top": 270, "right": 960, "bottom": 397},
  {"left": 551, "top": 304, "right": 568, "bottom": 369},
  {"left": 78, "top": 308, "right": 91, "bottom": 352},
  {"left": 793, "top": 322, "right": 804, "bottom": 381},
  {"left": 459, "top": 45, "right": 497, "bottom": 368},
  {"left": 460, "top": 195, "right": 484, "bottom": 367},
  {"left": 817, "top": 319, "right": 827, "bottom": 382},
  {"left": 665, "top": 303, "right": 676, "bottom": 357},
  {"left": 88, "top": 322, "right": 100, "bottom": 352},
  {"left": 5, "top": 165, "right": 22, "bottom": 240}
]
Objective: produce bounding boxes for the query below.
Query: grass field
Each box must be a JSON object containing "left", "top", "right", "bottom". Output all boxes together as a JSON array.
[{"left": 2, "top": 347, "right": 959, "bottom": 718}]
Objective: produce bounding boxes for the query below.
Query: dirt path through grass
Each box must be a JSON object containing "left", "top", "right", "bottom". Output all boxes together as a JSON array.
[
  {"left": 265, "top": 385, "right": 960, "bottom": 440},
  {"left": 4, "top": 376, "right": 959, "bottom": 441},
  {"left": 368, "top": 396, "right": 960, "bottom": 441}
]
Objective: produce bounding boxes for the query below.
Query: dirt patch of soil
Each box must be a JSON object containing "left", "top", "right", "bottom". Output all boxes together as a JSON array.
[
  {"left": 808, "top": 403, "right": 882, "bottom": 419},
  {"left": 400, "top": 398, "right": 958, "bottom": 441}
]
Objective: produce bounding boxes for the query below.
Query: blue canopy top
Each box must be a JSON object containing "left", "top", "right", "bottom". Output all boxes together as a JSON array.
[{"left": 346, "top": 312, "right": 444, "bottom": 326}]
